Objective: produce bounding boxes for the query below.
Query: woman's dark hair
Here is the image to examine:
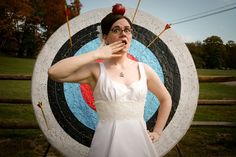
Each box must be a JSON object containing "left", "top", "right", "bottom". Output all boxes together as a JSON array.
[{"left": 101, "top": 13, "right": 133, "bottom": 35}]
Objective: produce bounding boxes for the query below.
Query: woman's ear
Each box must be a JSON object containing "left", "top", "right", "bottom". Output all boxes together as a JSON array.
[{"left": 103, "top": 35, "right": 108, "bottom": 45}]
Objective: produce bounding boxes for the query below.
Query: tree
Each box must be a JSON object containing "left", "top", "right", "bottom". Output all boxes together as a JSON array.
[
  {"left": 186, "top": 41, "right": 205, "bottom": 68},
  {"left": 225, "top": 40, "right": 236, "bottom": 69},
  {"left": 0, "top": 0, "right": 33, "bottom": 55},
  {"left": 0, "top": 0, "right": 82, "bottom": 57},
  {"left": 39, "top": 0, "right": 82, "bottom": 38},
  {"left": 41, "top": 0, "right": 66, "bottom": 38},
  {"left": 203, "top": 36, "right": 226, "bottom": 69}
]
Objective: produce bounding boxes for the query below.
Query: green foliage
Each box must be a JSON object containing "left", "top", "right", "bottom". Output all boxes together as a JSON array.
[
  {"left": 0, "top": 0, "right": 82, "bottom": 57},
  {"left": 225, "top": 40, "right": 236, "bottom": 69},
  {"left": 19, "top": 31, "right": 37, "bottom": 57},
  {"left": 191, "top": 53, "right": 205, "bottom": 68},
  {"left": 0, "top": 0, "right": 34, "bottom": 55},
  {"left": 186, "top": 42, "right": 205, "bottom": 68},
  {"left": 187, "top": 36, "right": 236, "bottom": 69},
  {"left": 203, "top": 36, "right": 226, "bottom": 69}
]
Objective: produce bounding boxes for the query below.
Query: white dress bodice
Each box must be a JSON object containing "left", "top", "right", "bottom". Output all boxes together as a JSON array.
[
  {"left": 88, "top": 61, "right": 158, "bottom": 157},
  {"left": 93, "top": 62, "right": 148, "bottom": 120}
]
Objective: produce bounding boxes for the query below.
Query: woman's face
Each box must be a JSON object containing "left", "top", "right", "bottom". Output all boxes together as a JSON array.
[{"left": 104, "top": 18, "right": 132, "bottom": 52}]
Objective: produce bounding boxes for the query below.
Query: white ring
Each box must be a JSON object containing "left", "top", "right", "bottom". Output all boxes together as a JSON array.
[{"left": 32, "top": 8, "right": 199, "bottom": 157}]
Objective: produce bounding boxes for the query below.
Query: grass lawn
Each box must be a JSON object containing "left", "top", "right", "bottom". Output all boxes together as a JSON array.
[
  {"left": 0, "top": 127, "right": 235, "bottom": 157},
  {"left": 197, "top": 69, "right": 236, "bottom": 76},
  {"left": 0, "top": 55, "right": 236, "bottom": 156},
  {"left": 168, "top": 127, "right": 236, "bottom": 157},
  {"left": 0, "top": 56, "right": 35, "bottom": 75},
  {"left": 0, "top": 129, "right": 62, "bottom": 157},
  {"left": 0, "top": 102, "right": 235, "bottom": 127},
  {"left": 0, "top": 80, "right": 31, "bottom": 99},
  {"left": 0, "top": 104, "right": 36, "bottom": 124},
  {"left": 194, "top": 105, "right": 236, "bottom": 121},
  {"left": 199, "top": 82, "right": 236, "bottom": 100}
]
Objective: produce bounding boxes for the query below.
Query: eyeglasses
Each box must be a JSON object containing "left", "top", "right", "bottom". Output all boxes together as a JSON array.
[{"left": 110, "top": 27, "right": 133, "bottom": 35}]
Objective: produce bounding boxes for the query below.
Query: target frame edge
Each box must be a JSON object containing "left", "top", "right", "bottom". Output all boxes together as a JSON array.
[{"left": 31, "top": 8, "right": 199, "bottom": 157}]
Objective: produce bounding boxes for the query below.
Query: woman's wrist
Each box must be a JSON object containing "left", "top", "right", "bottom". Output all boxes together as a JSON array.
[
  {"left": 91, "top": 49, "right": 101, "bottom": 60},
  {"left": 153, "top": 130, "right": 162, "bottom": 136}
]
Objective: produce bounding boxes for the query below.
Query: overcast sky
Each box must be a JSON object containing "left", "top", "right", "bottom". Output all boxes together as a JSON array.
[{"left": 74, "top": 0, "right": 236, "bottom": 43}]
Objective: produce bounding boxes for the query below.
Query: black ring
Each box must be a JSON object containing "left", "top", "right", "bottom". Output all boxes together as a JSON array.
[{"left": 47, "top": 23, "right": 180, "bottom": 147}]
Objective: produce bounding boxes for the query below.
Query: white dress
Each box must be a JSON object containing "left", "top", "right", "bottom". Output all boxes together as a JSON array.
[{"left": 87, "top": 62, "right": 158, "bottom": 157}]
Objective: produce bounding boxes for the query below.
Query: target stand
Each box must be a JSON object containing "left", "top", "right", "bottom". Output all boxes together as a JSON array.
[{"left": 32, "top": 8, "right": 199, "bottom": 157}]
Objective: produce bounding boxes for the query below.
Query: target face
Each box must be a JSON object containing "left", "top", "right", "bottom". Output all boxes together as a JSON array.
[{"left": 32, "top": 8, "right": 198, "bottom": 157}]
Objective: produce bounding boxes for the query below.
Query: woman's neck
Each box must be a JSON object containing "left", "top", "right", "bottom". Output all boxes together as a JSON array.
[{"left": 108, "top": 53, "right": 129, "bottom": 67}]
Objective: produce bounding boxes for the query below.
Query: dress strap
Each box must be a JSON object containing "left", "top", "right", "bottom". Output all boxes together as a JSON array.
[
  {"left": 99, "top": 62, "right": 105, "bottom": 72},
  {"left": 138, "top": 62, "right": 147, "bottom": 81},
  {"left": 98, "top": 62, "right": 106, "bottom": 81},
  {"left": 93, "top": 62, "right": 105, "bottom": 93}
]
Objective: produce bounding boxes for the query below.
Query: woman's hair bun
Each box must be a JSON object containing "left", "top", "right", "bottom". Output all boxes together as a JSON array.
[{"left": 112, "top": 3, "right": 126, "bottom": 15}]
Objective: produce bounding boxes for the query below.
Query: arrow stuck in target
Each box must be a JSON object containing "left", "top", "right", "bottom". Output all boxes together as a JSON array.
[
  {"left": 146, "top": 24, "right": 171, "bottom": 48},
  {"left": 37, "top": 101, "right": 49, "bottom": 130}
]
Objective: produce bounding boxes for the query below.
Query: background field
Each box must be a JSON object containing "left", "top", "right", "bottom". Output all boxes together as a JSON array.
[{"left": 0, "top": 56, "right": 235, "bottom": 157}]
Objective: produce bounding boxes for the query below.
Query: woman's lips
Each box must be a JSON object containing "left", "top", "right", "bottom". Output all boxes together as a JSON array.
[{"left": 122, "top": 40, "right": 127, "bottom": 44}]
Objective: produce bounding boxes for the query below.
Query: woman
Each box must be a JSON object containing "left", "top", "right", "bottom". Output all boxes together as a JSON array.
[{"left": 48, "top": 5, "right": 172, "bottom": 157}]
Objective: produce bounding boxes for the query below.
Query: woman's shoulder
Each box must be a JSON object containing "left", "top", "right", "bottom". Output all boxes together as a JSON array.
[
  {"left": 89, "top": 62, "right": 101, "bottom": 71},
  {"left": 138, "top": 62, "right": 157, "bottom": 78},
  {"left": 83, "top": 62, "right": 100, "bottom": 78},
  {"left": 138, "top": 62, "right": 152, "bottom": 70}
]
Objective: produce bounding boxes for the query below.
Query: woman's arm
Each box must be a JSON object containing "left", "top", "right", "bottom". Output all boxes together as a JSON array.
[
  {"left": 144, "top": 64, "right": 172, "bottom": 143},
  {"left": 48, "top": 51, "right": 98, "bottom": 83},
  {"left": 48, "top": 41, "right": 125, "bottom": 84}
]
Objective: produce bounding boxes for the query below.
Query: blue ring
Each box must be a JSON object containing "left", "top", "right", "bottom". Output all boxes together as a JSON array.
[{"left": 64, "top": 38, "right": 164, "bottom": 130}]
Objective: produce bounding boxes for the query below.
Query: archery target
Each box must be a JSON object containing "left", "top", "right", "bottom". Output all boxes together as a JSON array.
[{"left": 32, "top": 8, "right": 199, "bottom": 157}]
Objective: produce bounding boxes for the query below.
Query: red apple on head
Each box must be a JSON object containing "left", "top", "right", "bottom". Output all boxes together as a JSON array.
[{"left": 112, "top": 3, "right": 125, "bottom": 15}]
